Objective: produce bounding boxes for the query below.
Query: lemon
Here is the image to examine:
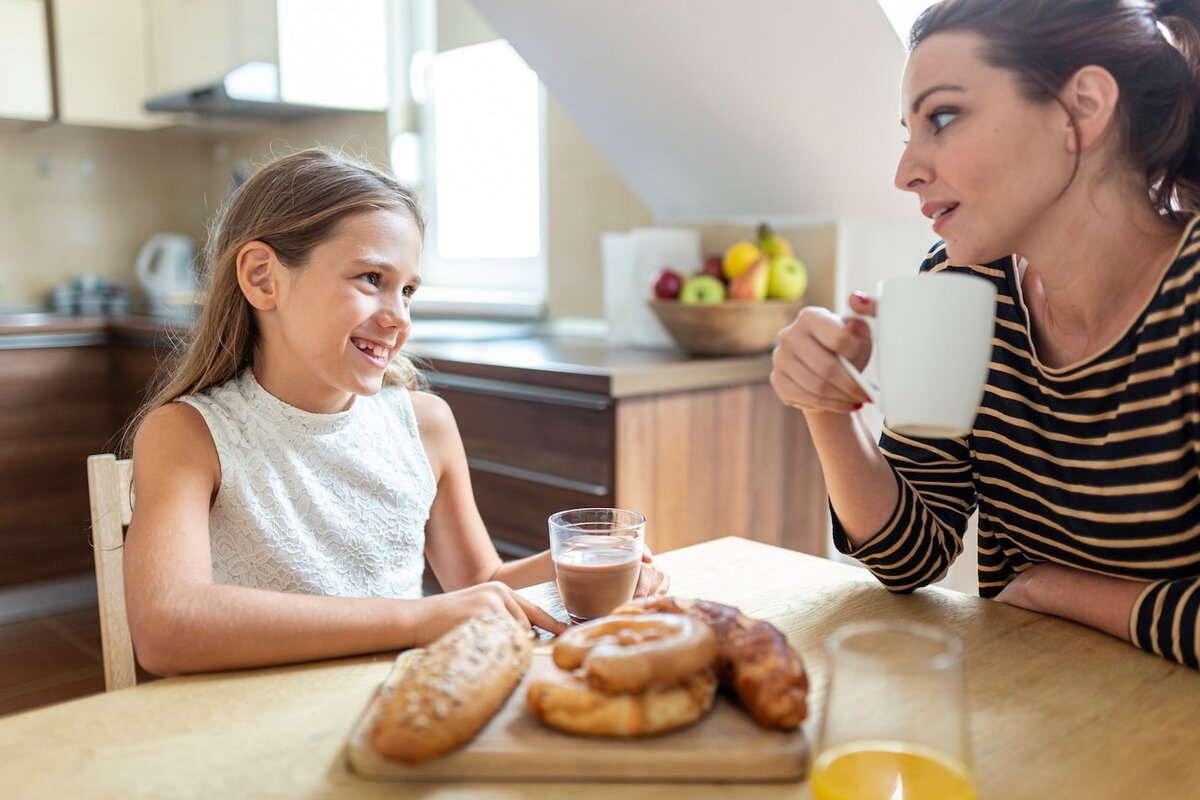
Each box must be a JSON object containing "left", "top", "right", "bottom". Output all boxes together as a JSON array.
[{"left": 722, "top": 240, "right": 763, "bottom": 281}]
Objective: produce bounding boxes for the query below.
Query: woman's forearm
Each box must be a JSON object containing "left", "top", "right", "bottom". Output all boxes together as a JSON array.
[
  {"left": 806, "top": 409, "right": 899, "bottom": 547},
  {"left": 996, "top": 563, "right": 1147, "bottom": 641}
]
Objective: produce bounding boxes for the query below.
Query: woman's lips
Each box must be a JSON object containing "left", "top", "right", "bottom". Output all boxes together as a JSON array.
[{"left": 932, "top": 205, "right": 958, "bottom": 234}]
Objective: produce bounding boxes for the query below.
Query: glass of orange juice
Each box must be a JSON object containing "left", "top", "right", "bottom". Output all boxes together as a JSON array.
[{"left": 811, "top": 620, "right": 976, "bottom": 800}]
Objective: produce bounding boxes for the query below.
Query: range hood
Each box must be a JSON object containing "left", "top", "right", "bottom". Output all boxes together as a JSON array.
[{"left": 143, "top": 62, "right": 344, "bottom": 121}]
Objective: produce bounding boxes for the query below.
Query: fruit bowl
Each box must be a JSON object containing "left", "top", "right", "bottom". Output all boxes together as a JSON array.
[{"left": 649, "top": 300, "right": 804, "bottom": 357}]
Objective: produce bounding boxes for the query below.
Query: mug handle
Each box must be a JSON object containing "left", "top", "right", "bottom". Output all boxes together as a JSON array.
[
  {"left": 837, "top": 354, "right": 881, "bottom": 405},
  {"left": 837, "top": 312, "right": 881, "bottom": 405}
]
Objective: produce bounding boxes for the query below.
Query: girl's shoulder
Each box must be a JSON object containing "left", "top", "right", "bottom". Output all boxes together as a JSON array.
[
  {"left": 406, "top": 388, "right": 456, "bottom": 433},
  {"left": 132, "top": 401, "right": 221, "bottom": 489}
]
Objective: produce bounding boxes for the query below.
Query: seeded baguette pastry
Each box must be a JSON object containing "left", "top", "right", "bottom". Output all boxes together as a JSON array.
[{"left": 369, "top": 615, "right": 533, "bottom": 765}]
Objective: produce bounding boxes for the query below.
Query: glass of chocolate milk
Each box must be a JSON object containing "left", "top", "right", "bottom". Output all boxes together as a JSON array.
[{"left": 548, "top": 508, "right": 645, "bottom": 623}]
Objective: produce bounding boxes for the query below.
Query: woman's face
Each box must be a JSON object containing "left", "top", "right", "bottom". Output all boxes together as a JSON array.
[
  {"left": 268, "top": 208, "right": 422, "bottom": 409},
  {"left": 895, "top": 31, "right": 1077, "bottom": 264}
]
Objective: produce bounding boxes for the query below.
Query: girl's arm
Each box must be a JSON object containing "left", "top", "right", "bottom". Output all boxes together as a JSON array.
[
  {"left": 123, "top": 403, "right": 560, "bottom": 677},
  {"left": 413, "top": 392, "right": 669, "bottom": 597}
]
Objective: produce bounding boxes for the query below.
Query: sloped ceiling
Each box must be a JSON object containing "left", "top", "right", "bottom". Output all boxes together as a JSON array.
[{"left": 470, "top": 0, "right": 915, "bottom": 223}]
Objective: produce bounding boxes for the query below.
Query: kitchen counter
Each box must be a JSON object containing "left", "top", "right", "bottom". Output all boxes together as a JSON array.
[
  {"left": 407, "top": 338, "right": 772, "bottom": 398},
  {"left": 0, "top": 314, "right": 192, "bottom": 349},
  {"left": 0, "top": 314, "right": 773, "bottom": 398}
]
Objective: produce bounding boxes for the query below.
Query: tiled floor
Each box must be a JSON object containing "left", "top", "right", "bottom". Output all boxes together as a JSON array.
[{"left": 0, "top": 606, "right": 107, "bottom": 718}]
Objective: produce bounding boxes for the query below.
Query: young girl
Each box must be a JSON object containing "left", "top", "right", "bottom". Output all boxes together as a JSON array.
[
  {"left": 772, "top": 0, "right": 1200, "bottom": 667},
  {"left": 122, "top": 149, "right": 668, "bottom": 676}
]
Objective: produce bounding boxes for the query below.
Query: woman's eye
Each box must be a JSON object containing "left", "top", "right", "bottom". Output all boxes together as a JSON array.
[
  {"left": 929, "top": 109, "right": 957, "bottom": 132},
  {"left": 360, "top": 272, "right": 381, "bottom": 287},
  {"left": 403, "top": 284, "right": 417, "bottom": 298}
]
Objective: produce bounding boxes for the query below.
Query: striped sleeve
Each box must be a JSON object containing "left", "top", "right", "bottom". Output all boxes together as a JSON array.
[
  {"left": 831, "top": 434, "right": 977, "bottom": 592},
  {"left": 1131, "top": 578, "right": 1200, "bottom": 668},
  {"left": 829, "top": 244, "right": 984, "bottom": 592}
]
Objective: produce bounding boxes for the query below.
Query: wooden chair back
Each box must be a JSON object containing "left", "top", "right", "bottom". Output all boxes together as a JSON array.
[{"left": 86, "top": 454, "right": 136, "bottom": 691}]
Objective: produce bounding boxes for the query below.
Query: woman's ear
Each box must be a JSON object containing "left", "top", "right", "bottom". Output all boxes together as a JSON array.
[
  {"left": 236, "top": 242, "right": 279, "bottom": 310},
  {"left": 1061, "top": 65, "right": 1120, "bottom": 154}
]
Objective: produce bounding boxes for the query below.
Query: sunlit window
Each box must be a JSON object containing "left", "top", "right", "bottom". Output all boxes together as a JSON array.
[{"left": 432, "top": 41, "right": 542, "bottom": 260}]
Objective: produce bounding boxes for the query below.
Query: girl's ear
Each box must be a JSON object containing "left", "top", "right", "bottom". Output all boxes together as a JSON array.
[
  {"left": 236, "top": 242, "right": 279, "bottom": 310},
  {"left": 1061, "top": 65, "right": 1120, "bottom": 154}
]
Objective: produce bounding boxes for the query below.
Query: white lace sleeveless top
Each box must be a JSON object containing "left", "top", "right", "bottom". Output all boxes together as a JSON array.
[{"left": 179, "top": 369, "right": 436, "bottom": 598}]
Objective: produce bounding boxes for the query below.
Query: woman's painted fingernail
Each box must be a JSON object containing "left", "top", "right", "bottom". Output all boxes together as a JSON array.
[{"left": 853, "top": 402, "right": 863, "bottom": 410}]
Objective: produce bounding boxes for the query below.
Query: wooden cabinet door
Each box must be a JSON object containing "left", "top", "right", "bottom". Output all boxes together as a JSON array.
[
  {"left": 146, "top": 0, "right": 277, "bottom": 95},
  {"left": 51, "top": 0, "right": 173, "bottom": 128},
  {"left": 0, "top": 0, "right": 53, "bottom": 121}
]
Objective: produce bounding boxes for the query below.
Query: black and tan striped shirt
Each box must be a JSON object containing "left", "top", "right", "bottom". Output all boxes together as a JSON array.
[{"left": 832, "top": 216, "right": 1200, "bottom": 669}]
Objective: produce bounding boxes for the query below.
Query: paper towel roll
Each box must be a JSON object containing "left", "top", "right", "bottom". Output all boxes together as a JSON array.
[{"left": 602, "top": 227, "right": 700, "bottom": 348}]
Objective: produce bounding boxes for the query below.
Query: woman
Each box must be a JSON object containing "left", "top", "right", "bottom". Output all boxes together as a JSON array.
[{"left": 771, "top": 0, "right": 1200, "bottom": 667}]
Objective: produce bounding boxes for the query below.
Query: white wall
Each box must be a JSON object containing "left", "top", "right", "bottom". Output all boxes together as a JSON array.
[{"left": 470, "top": 0, "right": 913, "bottom": 224}]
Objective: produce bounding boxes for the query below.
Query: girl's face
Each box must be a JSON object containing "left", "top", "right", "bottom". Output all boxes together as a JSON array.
[
  {"left": 894, "top": 31, "right": 1077, "bottom": 264},
  {"left": 267, "top": 208, "right": 422, "bottom": 410}
]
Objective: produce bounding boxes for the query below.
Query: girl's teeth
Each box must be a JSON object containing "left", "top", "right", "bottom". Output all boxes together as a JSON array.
[{"left": 372, "top": 346, "right": 385, "bottom": 358}]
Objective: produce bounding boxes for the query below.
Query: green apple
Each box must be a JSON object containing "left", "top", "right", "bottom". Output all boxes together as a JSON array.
[
  {"left": 678, "top": 274, "right": 727, "bottom": 304},
  {"left": 767, "top": 255, "right": 808, "bottom": 301}
]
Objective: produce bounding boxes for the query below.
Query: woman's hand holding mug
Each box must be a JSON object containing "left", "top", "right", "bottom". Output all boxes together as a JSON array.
[
  {"left": 771, "top": 290, "right": 877, "bottom": 415},
  {"left": 773, "top": 273, "right": 998, "bottom": 438}
]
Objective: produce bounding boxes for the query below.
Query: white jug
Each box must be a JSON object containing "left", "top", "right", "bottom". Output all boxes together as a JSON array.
[{"left": 136, "top": 233, "right": 197, "bottom": 315}]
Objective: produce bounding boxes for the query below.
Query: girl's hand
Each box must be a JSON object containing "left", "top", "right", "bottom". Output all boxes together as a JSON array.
[
  {"left": 770, "top": 291, "right": 876, "bottom": 414},
  {"left": 633, "top": 547, "right": 670, "bottom": 598},
  {"left": 415, "top": 581, "right": 568, "bottom": 645}
]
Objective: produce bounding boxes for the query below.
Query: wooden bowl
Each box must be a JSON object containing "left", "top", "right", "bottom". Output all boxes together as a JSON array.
[{"left": 649, "top": 300, "right": 804, "bottom": 356}]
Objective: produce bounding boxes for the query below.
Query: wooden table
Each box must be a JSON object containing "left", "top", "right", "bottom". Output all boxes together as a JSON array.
[{"left": 1, "top": 537, "right": 1197, "bottom": 799}]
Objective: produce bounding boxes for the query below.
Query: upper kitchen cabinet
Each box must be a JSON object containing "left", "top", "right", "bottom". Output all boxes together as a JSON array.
[
  {"left": 51, "top": 0, "right": 173, "bottom": 128},
  {"left": 146, "top": 0, "right": 388, "bottom": 116},
  {"left": 0, "top": 0, "right": 53, "bottom": 122}
]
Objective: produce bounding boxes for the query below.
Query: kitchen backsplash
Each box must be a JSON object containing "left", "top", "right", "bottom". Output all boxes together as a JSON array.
[
  {"left": 0, "top": 113, "right": 389, "bottom": 309},
  {"left": 0, "top": 107, "right": 833, "bottom": 319}
]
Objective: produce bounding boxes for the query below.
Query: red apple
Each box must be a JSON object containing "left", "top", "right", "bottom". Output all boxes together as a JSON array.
[
  {"left": 698, "top": 254, "right": 725, "bottom": 281},
  {"left": 652, "top": 267, "right": 685, "bottom": 300}
]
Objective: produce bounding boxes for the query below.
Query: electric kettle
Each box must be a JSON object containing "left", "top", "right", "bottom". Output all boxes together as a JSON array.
[{"left": 136, "top": 233, "right": 198, "bottom": 316}]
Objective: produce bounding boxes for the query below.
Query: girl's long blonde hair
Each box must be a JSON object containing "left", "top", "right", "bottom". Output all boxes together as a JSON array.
[{"left": 120, "top": 148, "right": 426, "bottom": 456}]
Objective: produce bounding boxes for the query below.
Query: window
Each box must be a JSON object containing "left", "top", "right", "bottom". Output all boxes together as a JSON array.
[{"left": 390, "top": 1, "right": 547, "bottom": 317}]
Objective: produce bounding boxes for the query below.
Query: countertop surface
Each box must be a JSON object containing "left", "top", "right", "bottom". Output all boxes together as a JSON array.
[{"left": 0, "top": 314, "right": 773, "bottom": 398}]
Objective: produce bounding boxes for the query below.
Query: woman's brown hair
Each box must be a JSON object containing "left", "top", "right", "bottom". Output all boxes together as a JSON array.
[
  {"left": 120, "top": 148, "right": 426, "bottom": 456},
  {"left": 910, "top": 0, "right": 1200, "bottom": 220}
]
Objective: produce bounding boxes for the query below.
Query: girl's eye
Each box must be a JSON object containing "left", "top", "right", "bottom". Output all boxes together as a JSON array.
[
  {"left": 360, "top": 272, "right": 382, "bottom": 287},
  {"left": 929, "top": 109, "right": 957, "bottom": 132},
  {"left": 403, "top": 284, "right": 417, "bottom": 298}
]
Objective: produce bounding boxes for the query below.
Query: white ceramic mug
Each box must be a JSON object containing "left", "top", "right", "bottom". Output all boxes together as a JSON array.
[{"left": 839, "top": 273, "right": 997, "bottom": 438}]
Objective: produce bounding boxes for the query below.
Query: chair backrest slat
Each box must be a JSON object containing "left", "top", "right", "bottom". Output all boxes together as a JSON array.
[{"left": 87, "top": 454, "right": 136, "bottom": 691}]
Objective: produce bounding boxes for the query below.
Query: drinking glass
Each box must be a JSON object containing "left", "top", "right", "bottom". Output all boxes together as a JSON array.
[
  {"left": 548, "top": 508, "right": 644, "bottom": 623},
  {"left": 812, "top": 620, "right": 977, "bottom": 800}
]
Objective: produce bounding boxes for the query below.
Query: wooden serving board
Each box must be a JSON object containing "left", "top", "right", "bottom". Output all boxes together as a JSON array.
[{"left": 345, "top": 648, "right": 809, "bottom": 783}]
